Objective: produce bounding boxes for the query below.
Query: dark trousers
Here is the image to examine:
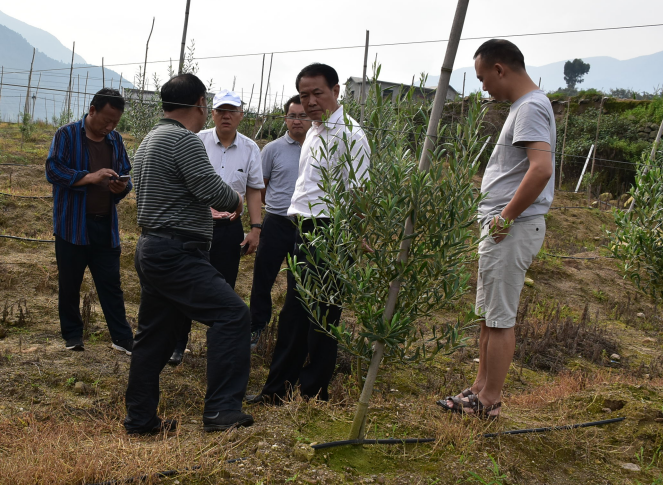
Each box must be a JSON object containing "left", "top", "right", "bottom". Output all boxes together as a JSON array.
[
  {"left": 249, "top": 213, "right": 297, "bottom": 333},
  {"left": 260, "top": 219, "right": 339, "bottom": 401},
  {"left": 124, "top": 234, "right": 250, "bottom": 432},
  {"left": 173, "top": 218, "right": 244, "bottom": 353},
  {"left": 55, "top": 216, "right": 133, "bottom": 343}
]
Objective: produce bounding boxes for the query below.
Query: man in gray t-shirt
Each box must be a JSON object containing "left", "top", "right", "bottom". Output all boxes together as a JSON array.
[
  {"left": 438, "top": 40, "right": 555, "bottom": 419},
  {"left": 248, "top": 95, "right": 312, "bottom": 348}
]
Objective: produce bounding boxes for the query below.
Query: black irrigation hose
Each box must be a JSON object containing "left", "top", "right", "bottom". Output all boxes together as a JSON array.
[
  {"left": 0, "top": 234, "right": 55, "bottom": 243},
  {"left": 0, "top": 191, "right": 52, "bottom": 199},
  {"left": 311, "top": 417, "right": 625, "bottom": 450}
]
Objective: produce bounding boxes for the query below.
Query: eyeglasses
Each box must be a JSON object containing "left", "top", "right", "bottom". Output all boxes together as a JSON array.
[{"left": 286, "top": 114, "right": 309, "bottom": 120}]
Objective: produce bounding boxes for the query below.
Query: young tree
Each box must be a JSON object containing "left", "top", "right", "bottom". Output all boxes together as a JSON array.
[
  {"left": 288, "top": 77, "right": 486, "bottom": 440},
  {"left": 609, "top": 125, "right": 663, "bottom": 303},
  {"left": 564, "top": 59, "right": 591, "bottom": 90}
]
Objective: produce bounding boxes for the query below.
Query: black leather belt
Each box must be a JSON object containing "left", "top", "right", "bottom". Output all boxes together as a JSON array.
[
  {"left": 141, "top": 228, "right": 211, "bottom": 251},
  {"left": 214, "top": 217, "right": 242, "bottom": 226}
]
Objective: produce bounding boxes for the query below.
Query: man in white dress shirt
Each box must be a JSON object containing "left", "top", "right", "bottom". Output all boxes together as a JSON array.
[
  {"left": 247, "top": 63, "right": 370, "bottom": 404},
  {"left": 169, "top": 89, "right": 264, "bottom": 366}
]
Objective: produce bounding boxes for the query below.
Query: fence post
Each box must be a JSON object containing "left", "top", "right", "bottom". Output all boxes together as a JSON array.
[
  {"left": 32, "top": 73, "right": 41, "bottom": 120},
  {"left": 558, "top": 98, "right": 570, "bottom": 190},
  {"left": 24, "top": 48, "right": 36, "bottom": 116},
  {"left": 66, "top": 43, "right": 75, "bottom": 122},
  {"left": 588, "top": 96, "right": 607, "bottom": 201},
  {"left": 253, "top": 54, "right": 265, "bottom": 138}
]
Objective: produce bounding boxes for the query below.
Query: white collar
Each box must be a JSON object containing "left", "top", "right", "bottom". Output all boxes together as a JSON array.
[{"left": 213, "top": 128, "right": 238, "bottom": 148}]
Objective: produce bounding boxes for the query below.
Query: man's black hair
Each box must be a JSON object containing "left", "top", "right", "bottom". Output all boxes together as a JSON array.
[
  {"left": 295, "top": 63, "right": 339, "bottom": 92},
  {"left": 284, "top": 94, "right": 301, "bottom": 115},
  {"left": 90, "top": 88, "right": 125, "bottom": 112},
  {"left": 473, "top": 39, "right": 526, "bottom": 71},
  {"left": 161, "top": 73, "right": 207, "bottom": 112}
]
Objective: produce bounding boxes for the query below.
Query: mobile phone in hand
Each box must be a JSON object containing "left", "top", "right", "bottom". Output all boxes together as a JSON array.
[
  {"left": 110, "top": 175, "right": 130, "bottom": 182},
  {"left": 240, "top": 243, "right": 249, "bottom": 256}
]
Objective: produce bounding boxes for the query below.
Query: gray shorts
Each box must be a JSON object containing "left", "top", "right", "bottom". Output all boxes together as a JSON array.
[{"left": 476, "top": 216, "right": 546, "bottom": 329}]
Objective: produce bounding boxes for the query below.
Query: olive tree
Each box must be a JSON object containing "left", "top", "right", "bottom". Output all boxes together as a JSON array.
[{"left": 288, "top": 78, "right": 486, "bottom": 440}]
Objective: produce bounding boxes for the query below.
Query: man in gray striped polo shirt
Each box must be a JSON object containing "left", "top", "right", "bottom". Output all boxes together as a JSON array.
[
  {"left": 124, "top": 73, "right": 254, "bottom": 435},
  {"left": 248, "top": 94, "right": 311, "bottom": 349}
]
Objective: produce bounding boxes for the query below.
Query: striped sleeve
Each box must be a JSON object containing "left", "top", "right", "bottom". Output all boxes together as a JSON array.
[
  {"left": 45, "top": 126, "right": 87, "bottom": 189},
  {"left": 174, "top": 134, "right": 240, "bottom": 212}
]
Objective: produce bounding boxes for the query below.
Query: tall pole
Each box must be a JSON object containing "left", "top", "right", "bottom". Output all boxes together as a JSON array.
[
  {"left": 143, "top": 17, "right": 155, "bottom": 93},
  {"left": 588, "top": 96, "right": 607, "bottom": 200},
  {"left": 24, "top": 48, "right": 36, "bottom": 116},
  {"left": 348, "top": 0, "right": 470, "bottom": 442},
  {"left": 76, "top": 74, "right": 80, "bottom": 118},
  {"left": 32, "top": 73, "right": 42, "bottom": 119},
  {"left": 83, "top": 72, "right": 89, "bottom": 114},
  {"left": 178, "top": 0, "right": 192, "bottom": 74},
  {"left": 264, "top": 53, "right": 273, "bottom": 115},
  {"left": 102, "top": 57, "right": 105, "bottom": 87},
  {"left": 253, "top": 54, "right": 265, "bottom": 138},
  {"left": 0, "top": 67, "right": 4, "bottom": 116},
  {"left": 558, "top": 98, "right": 571, "bottom": 190},
  {"left": 66, "top": 43, "right": 75, "bottom": 121},
  {"left": 359, "top": 30, "right": 370, "bottom": 126},
  {"left": 118, "top": 73, "right": 123, "bottom": 92},
  {"left": 460, "top": 71, "right": 466, "bottom": 118}
]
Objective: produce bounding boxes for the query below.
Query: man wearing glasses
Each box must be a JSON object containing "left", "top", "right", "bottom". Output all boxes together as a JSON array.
[
  {"left": 168, "top": 89, "right": 264, "bottom": 366},
  {"left": 248, "top": 95, "right": 312, "bottom": 349}
]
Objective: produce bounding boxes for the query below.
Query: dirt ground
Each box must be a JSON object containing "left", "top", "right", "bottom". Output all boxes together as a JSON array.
[{"left": 1, "top": 122, "right": 662, "bottom": 484}]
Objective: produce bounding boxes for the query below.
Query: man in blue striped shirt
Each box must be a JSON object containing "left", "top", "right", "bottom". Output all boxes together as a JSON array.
[{"left": 45, "top": 88, "right": 134, "bottom": 355}]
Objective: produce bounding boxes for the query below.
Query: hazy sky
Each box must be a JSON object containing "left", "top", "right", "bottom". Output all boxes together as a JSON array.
[{"left": 3, "top": 0, "right": 663, "bottom": 106}]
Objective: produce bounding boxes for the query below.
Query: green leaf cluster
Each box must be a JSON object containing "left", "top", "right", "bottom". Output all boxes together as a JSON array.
[{"left": 287, "top": 69, "right": 486, "bottom": 364}]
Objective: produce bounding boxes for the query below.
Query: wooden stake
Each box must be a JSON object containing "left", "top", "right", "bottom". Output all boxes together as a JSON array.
[
  {"left": 247, "top": 83, "right": 254, "bottom": 113},
  {"left": 24, "top": 48, "right": 36, "bottom": 116},
  {"left": 102, "top": 57, "right": 105, "bottom": 87},
  {"left": 538, "top": 77, "right": 541, "bottom": 88},
  {"left": 32, "top": 73, "right": 42, "bottom": 119},
  {"left": 0, "top": 67, "right": 4, "bottom": 116},
  {"left": 264, "top": 53, "right": 273, "bottom": 114},
  {"left": 83, "top": 72, "right": 89, "bottom": 114},
  {"left": 558, "top": 98, "right": 571, "bottom": 190},
  {"left": 460, "top": 71, "right": 466, "bottom": 118},
  {"left": 76, "top": 74, "right": 80, "bottom": 118},
  {"left": 253, "top": 54, "right": 266, "bottom": 138},
  {"left": 178, "top": 0, "right": 192, "bottom": 75},
  {"left": 143, "top": 17, "right": 155, "bottom": 94},
  {"left": 348, "top": 0, "right": 470, "bottom": 442},
  {"left": 360, "top": 30, "right": 370, "bottom": 126},
  {"left": 232, "top": 76, "right": 236, "bottom": 91},
  {"left": 66, "top": 43, "right": 75, "bottom": 122}
]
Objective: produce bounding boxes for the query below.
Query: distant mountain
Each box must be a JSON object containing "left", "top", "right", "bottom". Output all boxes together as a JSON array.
[
  {"left": 427, "top": 51, "right": 663, "bottom": 95},
  {"left": 0, "top": 24, "right": 130, "bottom": 122},
  {"left": 0, "top": 10, "right": 86, "bottom": 64}
]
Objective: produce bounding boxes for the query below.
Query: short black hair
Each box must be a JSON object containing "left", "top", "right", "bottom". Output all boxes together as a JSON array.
[
  {"left": 284, "top": 94, "right": 301, "bottom": 115},
  {"left": 295, "top": 63, "right": 339, "bottom": 92},
  {"left": 473, "top": 39, "right": 526, "bottom": 71},
  {"left": 90, "top": 88, "right": 125, "bottom": 112},
  {"left": 161, "top": 73, "right": 207, "bottom": 112}
]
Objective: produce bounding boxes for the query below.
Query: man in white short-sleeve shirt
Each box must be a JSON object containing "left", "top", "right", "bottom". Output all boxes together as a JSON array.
[
  {"left": 247, "top": 63, "right": 370, "bottom": 404},
  {"left": 439, "top": 40, "right": 554, "bottom": 419},
  {"left": 169, "top": 89, "right": 264, "bottom": 366}
]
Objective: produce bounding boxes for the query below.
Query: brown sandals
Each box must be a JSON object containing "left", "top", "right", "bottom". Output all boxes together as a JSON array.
[{"left": 436, "top": 388, "right": 502, "bottom": 420}]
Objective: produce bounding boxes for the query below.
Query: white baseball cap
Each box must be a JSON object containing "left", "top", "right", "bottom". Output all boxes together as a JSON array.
[{"left": 212, "top": 89, "right": 243, "bottom": 109}]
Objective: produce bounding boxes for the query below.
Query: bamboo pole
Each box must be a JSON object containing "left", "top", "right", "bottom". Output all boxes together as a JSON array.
[
  {"left": 102, "top": 57, "right": 105, "bottom": 87},
  {"left": 24, "top": 48, "right": 36, "bottom": 116},
  {"left": 76, "top": 74, "right": 80, "bottom": 118},
  {"left": 588, "top": 96, "right": 607, "bottom": 200},
  {"left": 66, "top": 43, "right": 75, "bottom": 122},
  {"left": 143, "top": 17, "right": 155, "bottom": 94},
  {"left": 83, "top": 72, "right": 89, "bottom": 114},
  {"left": 360, "top": 30, "right": 370, "bottom": 126},
  {"left": 558, "top": 98, "right": 571, "bottom": 190},
  {"left": 0, "top": 67, "right": 4, "bottom": 116},
  {"left": 118, "top": 73, "right": 123, "bottom": 91},
  {"left": 460, "top": 71, "right": 466, "bottom": 118},
  {"left": 247, "top": 83, "right": 254, "bottom": 113},
  {"left": 178, "top": 0, "right": 192, "bottom": 74},
  {"left": 628, "top": 118, "right": 663, "bottom": 212},
  {"left": 264, "top": 53, "right": 273, "bottom": 115},
  {"left": 347, "top": 0, "right": 470, "bottom": 442},
  {"left": 32, "top": 73, "right": 42, "bottom": 119},
  {"left": 253, "top": 54, "right": 265, "bottom": 138}
]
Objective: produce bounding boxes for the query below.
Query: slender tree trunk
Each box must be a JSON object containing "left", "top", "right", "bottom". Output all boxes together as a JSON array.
[
  {"left": 347, "top": 0, "right": 470, "bottom": 442},
  {"left": 178, "top": 0, "right": 192, "bottom": 75},
  {"left": 143, "top": 17, "right": 155, "bottom": 95},
  {"left": 360, "top": 30, "right": 370, "bottom": 126}
]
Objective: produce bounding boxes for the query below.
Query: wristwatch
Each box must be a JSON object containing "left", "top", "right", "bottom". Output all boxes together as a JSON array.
[{"left": 250, "top": 223, "right": 263, "bottom": 230}]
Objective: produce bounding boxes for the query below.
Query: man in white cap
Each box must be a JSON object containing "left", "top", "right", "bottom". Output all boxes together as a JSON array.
[{"left": 168, "top": 89, "right": 264, "bottom": 366}]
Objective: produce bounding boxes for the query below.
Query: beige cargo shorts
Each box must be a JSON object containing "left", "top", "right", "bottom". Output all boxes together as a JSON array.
[{"left": 475, "top": 216, "right": 546, "bottom": 328}]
